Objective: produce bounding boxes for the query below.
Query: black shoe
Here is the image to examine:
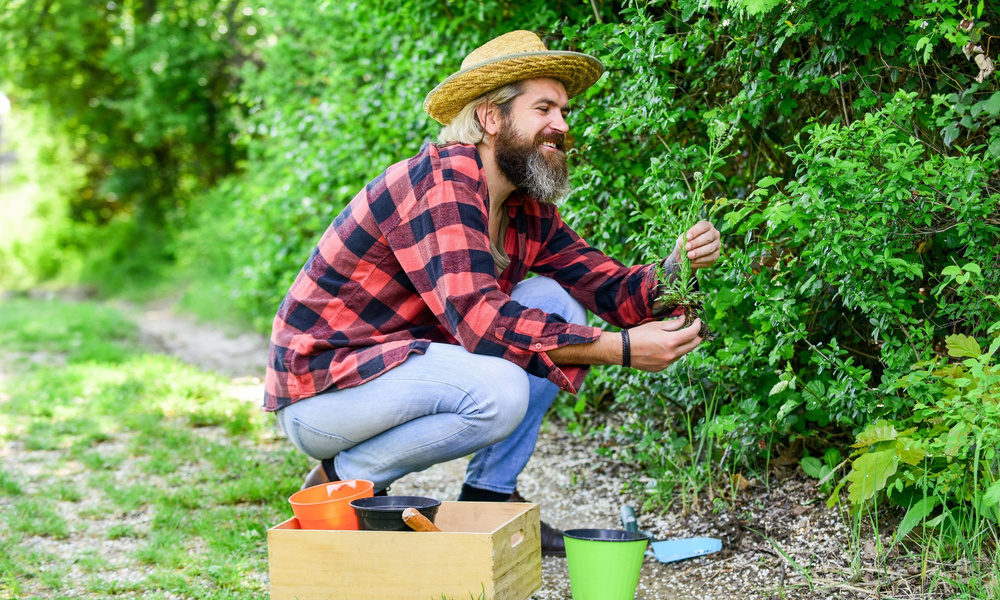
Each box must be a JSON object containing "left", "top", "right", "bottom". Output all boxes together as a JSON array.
[
  {"left": 538, "top": 519, "right": 567, "bottom": 557},
  {"left": 507, "top": 489, "right": 566, "bottom": 557}
]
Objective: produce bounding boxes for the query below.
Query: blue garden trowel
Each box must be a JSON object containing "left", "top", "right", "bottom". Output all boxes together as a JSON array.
[{"left": 620, "top": 505, "right": 722, "bottom": 563}]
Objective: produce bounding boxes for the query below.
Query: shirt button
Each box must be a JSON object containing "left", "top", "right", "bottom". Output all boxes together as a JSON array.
[{"left": 534, "top": 343, "right": 542, "bottom": 349}]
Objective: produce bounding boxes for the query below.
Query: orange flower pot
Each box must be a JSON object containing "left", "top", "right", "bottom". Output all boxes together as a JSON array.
[{"left": 288, "top": 479, "right": 375, "bottom": 530}]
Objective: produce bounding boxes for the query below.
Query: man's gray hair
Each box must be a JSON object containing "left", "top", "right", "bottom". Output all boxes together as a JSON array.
[{"left": 438, "top": 82, "right": 523, "bottom": 144}]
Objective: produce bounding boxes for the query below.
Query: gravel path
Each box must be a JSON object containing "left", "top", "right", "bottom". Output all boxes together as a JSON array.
[{"left": 124, "top": 300, "right": 886, "bottom": 599}]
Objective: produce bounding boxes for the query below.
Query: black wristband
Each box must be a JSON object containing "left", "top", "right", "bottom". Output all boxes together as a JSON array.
[{"left": 621, "top": 329, "right": 631, "bottom": 369}]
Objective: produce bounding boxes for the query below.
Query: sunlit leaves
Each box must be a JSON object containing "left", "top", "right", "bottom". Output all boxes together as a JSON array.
[
  {"left": 947, "top": 334, "right": 982, "bottom": 359},
  {"left": 843, "top": 327, "right": 1000, "bottom": 526},
  {"left": 853, "top": 420, "right": 900, "bottom": 448},
  {"left": 897, "top": 441, "right": 928, "bottom": 465},
  {"left": 847, "top": 448, "right": 900, "bottom": 504}
]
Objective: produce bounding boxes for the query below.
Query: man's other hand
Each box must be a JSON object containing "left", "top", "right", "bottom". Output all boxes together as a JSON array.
[
  {"left": 628, "top": 316, "right": 703, "bottom": 372},
  {"left": 676, "top": 220, "right": 721, "bottom": 270}
]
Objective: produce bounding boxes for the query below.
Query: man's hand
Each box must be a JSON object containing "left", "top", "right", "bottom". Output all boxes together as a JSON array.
[
  {"left": 627, "top": 316, "right": 703, "bottom": 372},
  {"left": 674, "top": 220, "right": 721, "bottom": 270},
  {"left": 546, "top": 314, "right": 704, "bottom": 370}
]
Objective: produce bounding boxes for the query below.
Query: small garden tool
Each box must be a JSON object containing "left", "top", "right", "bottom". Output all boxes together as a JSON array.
[{"left": 620, "top": 505, "right": 722, "bottom": 563}]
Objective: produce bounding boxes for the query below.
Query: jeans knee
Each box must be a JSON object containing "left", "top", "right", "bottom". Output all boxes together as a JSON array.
[
  {"left": 513, "top": 276, "right": 588, "bottom": 325},
  {"left": 559, "top": 294, "right": 588, "bottom": 326},
  {"left": 465, "top": 359, "right": 530, "bottom": 442}
]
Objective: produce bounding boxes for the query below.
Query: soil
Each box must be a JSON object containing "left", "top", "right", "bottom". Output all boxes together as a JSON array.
[
  {"left": 5, "top": 295, "right": 951, "bottom": 599},
  {"left": 679, "top": 302, "right": 713, "bottom": 340}
]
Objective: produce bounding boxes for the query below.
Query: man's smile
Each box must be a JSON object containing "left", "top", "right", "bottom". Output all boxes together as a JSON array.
[{"left": 538, "top": 134, "right": 566, "bottom": 152}]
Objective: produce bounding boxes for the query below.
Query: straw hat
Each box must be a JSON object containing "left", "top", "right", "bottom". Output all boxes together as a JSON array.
[{"left": 423, "top": 30, "right": 605, "bottom": 125}]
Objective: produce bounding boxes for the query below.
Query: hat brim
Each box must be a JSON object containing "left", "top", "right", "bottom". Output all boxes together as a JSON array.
[{"left": 423, "top": 50, "right": 604, "bottom": 125}]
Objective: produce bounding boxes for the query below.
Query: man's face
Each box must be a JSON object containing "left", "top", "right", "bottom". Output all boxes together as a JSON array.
[{"left": 493, "top": 78, "right": 571, "bottom": 204}]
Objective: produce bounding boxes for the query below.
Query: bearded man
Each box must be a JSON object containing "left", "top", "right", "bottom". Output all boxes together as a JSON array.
[{"left": 264, "top": 30, "right": 721, "bottom": 556}]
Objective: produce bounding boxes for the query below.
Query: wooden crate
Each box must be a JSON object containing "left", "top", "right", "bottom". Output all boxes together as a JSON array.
[{"left": 268, "top": 501, "right": 541, "bottom": 600}]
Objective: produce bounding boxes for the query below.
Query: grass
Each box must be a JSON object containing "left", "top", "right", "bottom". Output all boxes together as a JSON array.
[
  {"left": 0, "top": 296, "right": 492, "bottom": 600},
  {"left": 0, "top": 296, "right": 308, "bottom": 600},
  {"left": 753, "top": 492, "right": 1000, "bottom": 600}
]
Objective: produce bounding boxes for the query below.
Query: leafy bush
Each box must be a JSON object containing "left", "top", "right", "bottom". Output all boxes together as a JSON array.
[
  {"left": 719, "top": 91, "right": 1000, "bottom": 438},
  {"left": 0, "top": 107, "right": 86, "bottom": 290},
  {"left": 567, "top": 1, "right": 999, "bottom": 486},
  {"left": 843, "top": 330, "right": 1000, "bottom": 555}
]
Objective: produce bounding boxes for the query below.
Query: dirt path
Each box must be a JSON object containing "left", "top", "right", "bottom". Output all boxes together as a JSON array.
[
  {"left": 123, "top": 298, "right": 269, "bottom": 380},
  {"left": 128, "top": 299, "right": 868, "bottom": 600}
]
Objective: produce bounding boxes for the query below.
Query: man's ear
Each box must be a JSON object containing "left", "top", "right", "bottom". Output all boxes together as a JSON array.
[{"left": 477, "top": 103, "right": 501, "bottom": 138}]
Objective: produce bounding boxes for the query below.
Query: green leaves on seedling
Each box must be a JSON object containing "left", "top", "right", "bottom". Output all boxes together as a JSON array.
[
  {"left": 852, "top": 420, "right": 899, "bottom": 448},
  {"left": 845, "top": 420, "right": 905, "bottom": 504},
  {"left": 800, "top": 456, "right": 823, "bottom": 479},
  {"left": 897, "top": 441, "right": 928, "bottom": 466},
  {"left": 985, "top": 480, "right": 1000, "bottom": 508}
]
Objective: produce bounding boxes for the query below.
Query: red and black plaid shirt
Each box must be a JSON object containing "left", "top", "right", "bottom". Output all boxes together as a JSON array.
[{"left": 264, "top": 143, "right": 660, "bottom": 411}]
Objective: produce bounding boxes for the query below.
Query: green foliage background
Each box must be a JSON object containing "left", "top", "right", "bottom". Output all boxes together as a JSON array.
[{"left": 2, "top": 0, "right": 999, "bottom": 516}]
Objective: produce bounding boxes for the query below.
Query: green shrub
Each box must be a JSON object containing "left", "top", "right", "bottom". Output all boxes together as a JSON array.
[
  {"left": 564, "top": 1, "right": 999, "bottom": 489},
  {"left": 0, "top": 0, "right": 257, "bottom": 293},
  {"left": 718, "top": 92, "right": 999, "bottom": 439},
  {"left": 843, "top": 329, "right": 1000, "bottom": 556},
  {"left": 0, "top": 107, "right": 86, "bottom": 290}
]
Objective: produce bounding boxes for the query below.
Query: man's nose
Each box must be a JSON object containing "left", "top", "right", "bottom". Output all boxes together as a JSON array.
[{"left": 549, "top": 112, "right": 569, "bottom": 134}]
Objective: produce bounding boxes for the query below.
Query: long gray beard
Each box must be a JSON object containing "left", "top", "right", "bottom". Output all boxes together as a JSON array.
[{"left": 522, "top": 150, "right": 570, "bottom": 204}]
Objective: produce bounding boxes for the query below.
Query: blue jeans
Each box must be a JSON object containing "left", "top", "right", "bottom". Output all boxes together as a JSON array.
[{"left": 276, "top": 276, "right": 588, "bottom": 494}]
